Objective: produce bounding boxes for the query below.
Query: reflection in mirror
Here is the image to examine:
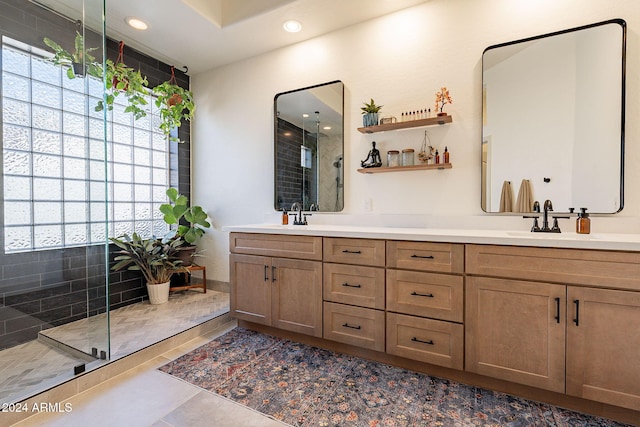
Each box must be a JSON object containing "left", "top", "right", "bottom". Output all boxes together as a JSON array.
[
  {"left": 482, "top": 20, "right": 625, "bottom": 214},
  {"left": 275, "top": 81, "right": 344, "bottom": 212}
]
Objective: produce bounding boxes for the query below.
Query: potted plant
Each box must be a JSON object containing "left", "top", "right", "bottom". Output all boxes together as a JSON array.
[
  {"left": 43, "top": 31, "right": 100, "bottom": 78},
  {"left": 154, "top": 67, "right": 196, "bottom": 143},
  {"left": 110, "top": 233, "right": 186, "bottom": 304},
  {"left": 361, "top": 98, "right": 382, "bottom": 127},
  {"left": 159, "top": 188, "right": 211, "bottom": 265},
  {"left": 95, "top": 59, "right": 149, "bottom": 120},
  {"left": 434, "top": 87, "right": 453, "bottom": 116}
]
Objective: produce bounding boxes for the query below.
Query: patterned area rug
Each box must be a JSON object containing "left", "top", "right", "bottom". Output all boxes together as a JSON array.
[{"left": 159, "top": 328, "right": 630, "bottom": 427}]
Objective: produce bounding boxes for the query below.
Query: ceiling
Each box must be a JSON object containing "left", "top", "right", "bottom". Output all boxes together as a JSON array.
[{"left": 35, "top": 0, "right": 429, "bottom": 75}]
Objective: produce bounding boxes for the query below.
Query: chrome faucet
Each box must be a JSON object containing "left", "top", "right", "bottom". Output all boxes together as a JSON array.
[{"left": 289, "top": 202, "right": 310, "bottom": 225}]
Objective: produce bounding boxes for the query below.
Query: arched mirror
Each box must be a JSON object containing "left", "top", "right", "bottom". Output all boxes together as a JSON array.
[
  {"left": 482, "top": 19, "right": 625, "bottom": 213},
  {"left": 274, "top": 81, "right": 344, "bottom": 212}
]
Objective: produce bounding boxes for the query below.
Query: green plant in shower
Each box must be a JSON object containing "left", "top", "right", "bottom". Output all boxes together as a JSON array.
[
  {"left": 43, "top": 31, "right": 100, "bottom": 79},
  {"left": 154, "top": 67, "right": 196, "bottom": 143},
  {"left": 159, "top": 188, "right": 210, "bottom": 245},
  {"left": 110, "top": 233, "right": 186, "bottom": 284}
]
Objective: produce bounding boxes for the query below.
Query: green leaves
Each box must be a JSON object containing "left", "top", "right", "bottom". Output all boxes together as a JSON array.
[
  {"left": 154, "top": 82, "right": 196, "bottom": 143},
  {"left": 109, "top": 232, "right": 186, "bottom": 284},
  {"left": 43, "top": 34, "right": 195, "bottom": 143},
  {"left": 361, "top": 98, "right": 382, "bottom": 114},
  {"left": 159, "top": 188, "right": 210, "bottom": 245}
]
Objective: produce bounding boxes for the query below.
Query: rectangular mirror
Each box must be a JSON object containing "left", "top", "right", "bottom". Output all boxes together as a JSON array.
[
  {"left": 275, "top": 80, "right": 344, "bottom": 212},
  {"left": 482, "top": 19, "right": 626, "bottom": 214}
]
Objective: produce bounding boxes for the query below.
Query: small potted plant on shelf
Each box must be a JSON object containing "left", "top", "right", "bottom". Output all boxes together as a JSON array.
[
  {"left": 43, "top": 31, "right": 100, "bottom": 78},
  {"left": 159, "top": 188, "right": 211, "bottom": 266},
  {"left": 110, "top": 233, "right": 186, "bottom": 305},
  {"left": 361, "top": 98, "right": 383, "bottom": 127},
  {"left": 154, "top": 67, "right": 196, "bottom": 143},
  {"left": 434, "top": 87, "right": 453, "bottom": 116}
]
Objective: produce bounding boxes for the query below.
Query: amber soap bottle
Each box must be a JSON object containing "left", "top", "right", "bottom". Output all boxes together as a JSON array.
[{"left": 576, "top": 208, "right": 590, "bottom": 234}]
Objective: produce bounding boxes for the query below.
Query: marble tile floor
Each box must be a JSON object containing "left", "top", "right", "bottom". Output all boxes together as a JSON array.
[
  {"left": 0, "top": 290, "right": 229, "bottom": 406},
  {"left": 12, "top": 320, "right": 288, "bottom": 427}
]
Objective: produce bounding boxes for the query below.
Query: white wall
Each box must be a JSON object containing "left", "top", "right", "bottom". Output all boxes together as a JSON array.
[{"left": 191, "top": 0, "right": 640, "bottom": 282}]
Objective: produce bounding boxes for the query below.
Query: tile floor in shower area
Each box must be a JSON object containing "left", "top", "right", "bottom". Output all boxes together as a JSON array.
[{"left": 0, "top": 289, "right": 229, "bottom": 405}]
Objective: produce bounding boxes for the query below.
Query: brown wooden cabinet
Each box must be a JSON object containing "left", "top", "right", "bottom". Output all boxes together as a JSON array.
[
  {"left": 230, "top": 254, "right": 272, "bottom": 325},
  {"left": 385, "top": 240, "right": 465, "bottom": 369},
  {"left": 230, "top": 234, "right": 323, "bottom": 337},
  {"left": 230, "top": 233, "right": 640, "bottom": 421},
  {"left": 465, "top": 276, "right": 566, "bottom": 392},
  {"left": 566, "top": 286, "right": 640, "bottom": 411}
]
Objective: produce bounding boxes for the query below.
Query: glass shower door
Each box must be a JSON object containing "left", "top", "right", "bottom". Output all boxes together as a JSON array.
[{"left": 0, "top": 0, "right": 110, "bottom": 404}]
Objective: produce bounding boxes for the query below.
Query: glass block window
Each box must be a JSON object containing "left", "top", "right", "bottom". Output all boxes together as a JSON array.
[{"left": 2, "top": 37, "right": 170, "bottom": 253}]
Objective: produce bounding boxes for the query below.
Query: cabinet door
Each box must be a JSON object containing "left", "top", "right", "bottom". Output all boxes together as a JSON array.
[
  {"left": 567, "top": 287, "right": 640, "bottom": 410},
  {"left": 230, "top": 254, "right": 271, "bottom": 325},
  {"left": 271, "top": 258, "right": 323, "bottom": 337},
  {"left": 466, "top": 277, "right": 566, "bottom": 392}
]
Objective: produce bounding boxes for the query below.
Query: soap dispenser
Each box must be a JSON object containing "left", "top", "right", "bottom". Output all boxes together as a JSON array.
[{"left": 576, "top": 208, "right": 590, "bottom": 234}]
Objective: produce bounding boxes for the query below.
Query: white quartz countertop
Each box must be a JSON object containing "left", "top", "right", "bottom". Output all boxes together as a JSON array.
[{"left": 223, "top": 223, "right": 640, "bottom": 251}]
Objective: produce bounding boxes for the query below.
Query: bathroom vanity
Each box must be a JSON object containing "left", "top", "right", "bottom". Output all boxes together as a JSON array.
[{"left": 228, "top": 225, "right": 640, "bottom": 423}]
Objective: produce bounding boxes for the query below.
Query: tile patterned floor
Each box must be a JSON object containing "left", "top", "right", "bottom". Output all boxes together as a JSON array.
[{"left": 0, "top": 290, "right": 229, "bottom": 405}]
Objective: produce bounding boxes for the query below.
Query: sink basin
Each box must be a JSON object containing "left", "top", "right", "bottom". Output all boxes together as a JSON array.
[{"left": 506, "top": 231, "right": 600, "bottom": 240}]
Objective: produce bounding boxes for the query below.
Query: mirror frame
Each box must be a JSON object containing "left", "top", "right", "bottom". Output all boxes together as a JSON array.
[
  {"left": 481, "top": 19, "right": 626, "bottom": 214},
  {"left": 274, "top": 80, "right": 345, "bottom": 212}
]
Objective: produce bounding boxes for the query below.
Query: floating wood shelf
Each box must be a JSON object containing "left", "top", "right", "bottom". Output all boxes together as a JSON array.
[
  {"left": 357, "top": 115, "right": 452, "bottom": 134},
  {"left": 357, "top": 163, "right": 452, "bottom": 174}
]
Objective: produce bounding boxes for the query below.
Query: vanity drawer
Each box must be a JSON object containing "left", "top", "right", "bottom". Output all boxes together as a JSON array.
[
  {"left": 386, "top": 312, "right": 463, "bottom": 370},
  {"left": 323, "top": 302, "right": 385, "bottom": 352},
  {"left": 387, "top": 241, "right": 464, "bottom": 273},
  {"left": 466, "top": 244, "right": 640, "bottom": 290},
  {"left": 323, "top": 263, "right": 385, "bottom": 309},
  {"left": 387, "top": 270, "right": 463, "bottom": 322},
  {"left": 323, "top": 237, "right": 385, "bottom": 267},
  {"left": 230, "top": 233, "right": 322, "bottom": 260}
]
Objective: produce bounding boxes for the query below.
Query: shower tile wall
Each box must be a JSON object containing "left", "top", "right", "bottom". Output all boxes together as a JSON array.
[
  {"left": 277, "top": 118, "right": 317, "bottom": 210},
  {"left": 0, "top": 0, "right": 192, "bottom": 350}
]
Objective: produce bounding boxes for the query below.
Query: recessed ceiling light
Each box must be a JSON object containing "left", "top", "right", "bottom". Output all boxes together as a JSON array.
[
  {"left": 302, "top": 113, "right": 309, "bottom": 118},
  {"left": 323, "top": 126, "right": 332, "bottom": 130},
  {"left": 283, "top": 20, "right": 302, "bottom": 33},
  {"left": 125, "top": 17, "right": 149, "bottom": 31}
]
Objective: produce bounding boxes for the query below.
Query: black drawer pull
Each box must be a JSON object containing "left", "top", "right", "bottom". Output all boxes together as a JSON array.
[
  {"left": 342, "top": 249, "right": 362, "bottom": 254},
  {"left": 554, "top": 297, "right": 560, "bottom": 323},
  {"left": 411, "top": 291, "right": 434, "bottom": 298},
  {"left": 272, "top": 266, "right": 276, "bottom": 282},
  {"left": 411, "top": 254, "right": 434, "bottom": 259},
  {"left": 411, "top": 337, "right": 434, "bottom": 345},
  {"left": 264, "top": 265, "right": 268, "bottom": 281},
  {"left": 573, "top": 299, "right": 580, "bottom": 326},
  {"left": 342, "top": 323, "right": 361, "bottom": 330},
  {"left": 341, "top": 283, "right": 362, "bottom": 288}
]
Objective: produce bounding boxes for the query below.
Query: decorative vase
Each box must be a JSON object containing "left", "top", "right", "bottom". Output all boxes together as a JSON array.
[
  {"left": 363, "top": 113, "right": 378, "bottom": 127},
  {"left": 147, "top": 280, "right": 170, "bottom": 304},
  {"left": 437, "top": 112, "right": 447, "bottom": 117}
]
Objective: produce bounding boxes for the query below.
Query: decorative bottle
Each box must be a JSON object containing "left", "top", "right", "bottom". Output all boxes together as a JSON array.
[
  {"left": 576, "top": 208, "right": 590, "bottom": 234},
  {"left": 443, "top": 147, "right": 450, "bottom": 163}
]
